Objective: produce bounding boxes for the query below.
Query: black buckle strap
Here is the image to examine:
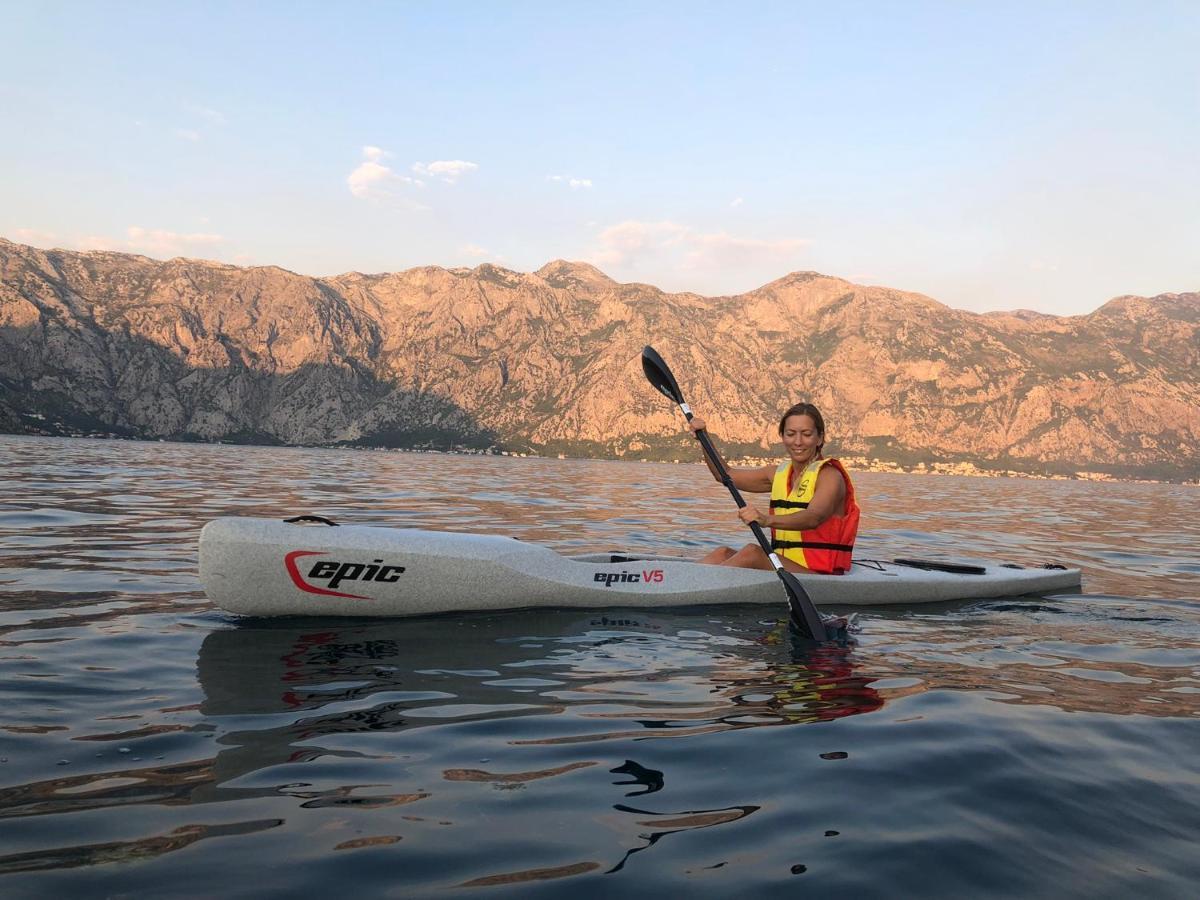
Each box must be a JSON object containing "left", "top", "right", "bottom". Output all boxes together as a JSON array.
[{"left": 772, "top": 539, "right": 854, "bottom": 552}]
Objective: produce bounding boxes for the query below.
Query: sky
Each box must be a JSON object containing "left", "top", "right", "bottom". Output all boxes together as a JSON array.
[{"left": 1, "top": 1, "right": 1197, "bottom": 315}]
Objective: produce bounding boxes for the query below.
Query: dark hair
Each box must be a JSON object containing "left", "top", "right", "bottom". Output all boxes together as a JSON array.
[{"left": 778, "top": 402, "right": 826, "bottom": 450}]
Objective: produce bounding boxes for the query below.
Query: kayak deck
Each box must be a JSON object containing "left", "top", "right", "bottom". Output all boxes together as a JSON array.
[{"left": 199, "top": 517, "right": 1082, "bottom": 618}]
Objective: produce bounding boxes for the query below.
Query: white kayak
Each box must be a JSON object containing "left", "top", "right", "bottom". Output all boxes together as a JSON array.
[{"left": 198, "top": 516, "right": 1082, "bottom": 618}]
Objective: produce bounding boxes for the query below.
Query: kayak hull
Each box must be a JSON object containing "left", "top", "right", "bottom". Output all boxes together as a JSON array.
[{"left": 198, "top": 517, "right": 1082, "bottom": 618}]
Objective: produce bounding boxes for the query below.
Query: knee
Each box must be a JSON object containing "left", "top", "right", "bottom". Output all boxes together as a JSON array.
[
  {"left": 700, "top": 545, "right": 736, "bottom": 563},
  {"left": 729, "top": 543, "right": 766, "bottom": 567}
]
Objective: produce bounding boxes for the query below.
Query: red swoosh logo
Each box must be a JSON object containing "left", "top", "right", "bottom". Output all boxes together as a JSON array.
[{"left": 285, "top": 550, "right": 369, "bottom": 600}]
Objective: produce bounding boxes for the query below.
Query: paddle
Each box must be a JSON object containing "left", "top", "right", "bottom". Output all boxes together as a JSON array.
[{"left": 640, "top": 345, "right": 830, "bottom": 641}]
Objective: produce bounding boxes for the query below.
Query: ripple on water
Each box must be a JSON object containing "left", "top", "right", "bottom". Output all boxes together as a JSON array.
[
  {"left": 0, "top": 437, "right": 1197, "bottom": 896},
  {"left": 0, "top": 507, "right": 125, "bottom": 528}
]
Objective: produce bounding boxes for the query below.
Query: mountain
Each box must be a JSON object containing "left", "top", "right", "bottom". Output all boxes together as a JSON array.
[{"left": 2, "top": 237, "right": 1197, "bottom": 480}]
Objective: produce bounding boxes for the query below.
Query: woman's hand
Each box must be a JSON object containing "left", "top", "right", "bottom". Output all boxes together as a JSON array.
[
  {"left": 738, "top": 503, "right": 769, "bottom": 527},
  {"left": 686, "top": 415, "right": 706, "bottom": 434}
]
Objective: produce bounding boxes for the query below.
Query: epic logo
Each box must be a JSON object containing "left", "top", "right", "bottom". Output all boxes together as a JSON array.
[
  {"left": 285, "top": 550, "right": 406, "bottom": 600},
  {"left": 592, "top": 569, "right": 665, "bottom": 587}
]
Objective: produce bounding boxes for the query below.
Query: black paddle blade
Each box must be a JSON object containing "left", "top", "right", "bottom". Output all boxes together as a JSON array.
[
  {"left": 780, "top": 569, "right": 828, "bottom": 641},
  {"left": 641, "top": 345, "right": 685, "bottom": 404}
]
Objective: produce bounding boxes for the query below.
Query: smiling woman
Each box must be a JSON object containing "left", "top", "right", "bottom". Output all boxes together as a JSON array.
[{"left": 687, "top": 402, "right": 861, "bottom": 576}]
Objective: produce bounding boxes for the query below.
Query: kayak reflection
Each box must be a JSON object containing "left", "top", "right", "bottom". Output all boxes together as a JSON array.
[
  {"left": 0, "top": 610, "right": 889, "bottom": 880},
  {"left": 197, "top": 609, "right": 883, "bottom": 774}
]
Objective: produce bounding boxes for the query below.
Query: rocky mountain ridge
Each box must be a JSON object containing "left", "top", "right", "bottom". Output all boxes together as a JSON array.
[{"left": 2, "top": 237, "right": 1197, "bottom": 480}]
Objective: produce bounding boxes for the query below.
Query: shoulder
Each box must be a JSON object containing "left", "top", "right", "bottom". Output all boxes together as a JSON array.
[{"left": 816, "top": 459, "right": 850, "bottom": 488}]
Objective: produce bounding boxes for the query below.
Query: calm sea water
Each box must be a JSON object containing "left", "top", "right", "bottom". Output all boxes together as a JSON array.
[{"left": 0, "top": 434, "right": 1197, "bottom": 898}]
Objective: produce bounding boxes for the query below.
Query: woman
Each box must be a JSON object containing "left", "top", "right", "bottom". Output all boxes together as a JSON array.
[{"left": 688, "top": 402, "right": 860, "bottom": 574}]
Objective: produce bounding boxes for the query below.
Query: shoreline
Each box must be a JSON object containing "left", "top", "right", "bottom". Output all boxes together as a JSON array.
[{"left": 3, "top": 430, "right": 1195, "bottom": 486}]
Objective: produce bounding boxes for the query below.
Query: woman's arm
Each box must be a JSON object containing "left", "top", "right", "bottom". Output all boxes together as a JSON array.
[
  {"left": 686, "top": 415, "right": 774, "bottom": 493},
  {"left": 739, "top": 464, "right": 846, "bottom": 529}
]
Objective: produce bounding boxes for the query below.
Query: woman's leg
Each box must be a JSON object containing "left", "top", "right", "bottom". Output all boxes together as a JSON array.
[
  {"left": 718, "top": 543, "right": 814, "bottom": 572},
  {"left": 698, "top": 546, "right": 737, "bottom": 564},
  {"left": 718, "top": 543, "right": 773, "bottom": 569}
]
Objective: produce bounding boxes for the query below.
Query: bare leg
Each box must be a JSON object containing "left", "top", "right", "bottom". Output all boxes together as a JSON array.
[
  {"left": 698, "top": 546, "right": 737, "bottom": 564},
  {"left": 713, "top": 543, "right": 814, "bottom": 573},
  {"left": 718, "top": 543, "right": 773, "bottom": 569}
]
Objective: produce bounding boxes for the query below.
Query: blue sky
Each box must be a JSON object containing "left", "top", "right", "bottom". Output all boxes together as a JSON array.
[{"left": 2, "top": 1, "right": 1197, "bottom": 314}]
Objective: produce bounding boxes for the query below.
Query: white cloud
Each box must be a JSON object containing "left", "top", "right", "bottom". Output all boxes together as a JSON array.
[
  {"left": 588, "top": 219, "right": 809, "bottom": 289},
  {"left": 412, "top": 159, "right": 478, "bottom": 183},
  {"left": 730, "top": 196, "right": 744, "bottom": 208},
  {"left": 682, "top": 230, "right": 808, "bottom": 270},
  {"left": 347, "top": 146, "right": 425, "bottom": 206},
  {"left": 11, "top": 228, "right": 59, "bottom": 246},
  {"left": 70, "top": 227, "right": 225, "bottom": 258},
  {"left": 590, "top": 220, "right": 689, "bottom": 269},
  {"left": 348, "top": 160, "right": 397, "bottom": 198},
  {"left": 172, "top": 104, "right": 227, "bottom": 142},
  {"left": 16, "top": 227, "right": 226, "bottom": 259},
  {"left": 187, "top": 104, "right": 227, "bottom": 125},
  {"left": 77, "top": 235, "right": 121, "bottom": 252},
  {"left": 348, "top": 149, "right": 476, "bottom": 203},
  {"left": 548, "top": 174, "right": 593, "bottom": 190},
  {"left": 460, "top": 243, "right": 506, "bottom": 263},
  {"left": 125, "top": 226, "right": 225, "bottom": 257}
]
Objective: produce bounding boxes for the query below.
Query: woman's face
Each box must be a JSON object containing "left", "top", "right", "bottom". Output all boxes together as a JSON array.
[{"left": 781, "top": 414, "right": 823, "bottom": 464}]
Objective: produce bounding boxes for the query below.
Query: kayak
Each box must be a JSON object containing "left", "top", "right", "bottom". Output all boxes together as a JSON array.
[{"left": 198, "top": 516, "right": 1082, "bottom": 617}]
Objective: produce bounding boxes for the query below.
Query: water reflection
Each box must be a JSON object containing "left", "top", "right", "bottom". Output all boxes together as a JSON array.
[
  {"left": 0, "top": 818, "right": 283, "bottom": 874},
  {"left": 194, "top": 608, "right": 885, "bottom": 758},
  {"left": 0, "top": 610, "right": 886, "bottom": 882},
  {"left": 849, "top": 596, "right": 1200, "bottom": 719},
  {"left": 193, "top": 611, "right": 887, "bottom": 885}
]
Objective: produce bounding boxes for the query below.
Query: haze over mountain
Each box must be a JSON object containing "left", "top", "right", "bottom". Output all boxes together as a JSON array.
[{"left": 2, "top": 238, "right": 1197, "bottom": 480}]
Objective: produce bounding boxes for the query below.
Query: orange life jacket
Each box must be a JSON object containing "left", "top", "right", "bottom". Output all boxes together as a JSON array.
[{"left": 769, "top": 457, "right": 859, "bottom": 574}]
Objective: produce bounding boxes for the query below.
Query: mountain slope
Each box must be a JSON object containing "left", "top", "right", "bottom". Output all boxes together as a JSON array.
[{"left": 2, "top": 238, "right": 1197, "bottom": 479}]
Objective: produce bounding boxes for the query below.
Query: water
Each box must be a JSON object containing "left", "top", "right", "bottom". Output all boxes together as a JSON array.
[{"left": 0, "top": 434, "right": 1197, "bottom": 897}]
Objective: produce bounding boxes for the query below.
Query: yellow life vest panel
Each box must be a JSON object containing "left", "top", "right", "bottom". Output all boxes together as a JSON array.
[{"left": 769, "top": 457, "right": 859, "bottom": 574}]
